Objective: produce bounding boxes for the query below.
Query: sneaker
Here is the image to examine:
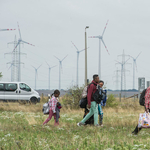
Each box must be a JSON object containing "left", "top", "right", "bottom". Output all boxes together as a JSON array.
[
  {"left": 95, "top": 124, "right": 100, "bottom": 127},
  {"left": 77, "top": 122, "right": 85, "bottom": 126},
  {"left": 100, "top": 124, "right": 103, "bottom": 127}
]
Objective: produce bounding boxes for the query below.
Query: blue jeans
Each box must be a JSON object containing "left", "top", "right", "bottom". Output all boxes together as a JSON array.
[{"left": 98, "top": 104, "right": 103, "bottom": 124}]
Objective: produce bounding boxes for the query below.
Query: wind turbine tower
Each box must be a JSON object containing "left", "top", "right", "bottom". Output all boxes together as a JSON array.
[
  {"left": 71, "top": 41, "right": 85, "bottom": 87},
  {"left": 46, "top": 62, "right": 56, "bottom": 90},
  {"left": 54, "top": 55, "right": 68, "bottom": 90},
  {"left": 32, "top": 65, "right": 42, "bottom": 90},
  {"left": 13, "top": 23, "right": 35, "bottom": 81},
  {"left": 89, "top": 20, "right": 110, "bottom": 79},
  {"left": 130, "top": 52, "right": 141, "bottom": 89}
]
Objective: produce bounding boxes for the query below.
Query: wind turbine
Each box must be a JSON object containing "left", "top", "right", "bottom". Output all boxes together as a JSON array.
[
  {"left": 54, "top": 55, "right": 68, "bottom": 90},
  {"left": 13, "top": 23, "right": 35, "bottom": 81},
  {"left": 32, "top": 64, "right": 42, "bottom": 90},
  {"left": 89, "top": 20, "right": 110, "bottom": 79},
  {"left": 130, "top": 52, "right": 141, "bottom": 89},
  {"left": 0, "top": 29, "right": 15, "bottom": 31},
  {"left": 71, "top": 41, "right": 85, "bottom": 87},
  {"left": 46, "top": 62, "right": 57, "bottom": 90}
]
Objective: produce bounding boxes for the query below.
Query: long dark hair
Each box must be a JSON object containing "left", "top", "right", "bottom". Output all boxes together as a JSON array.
[{"left": 51, "top": 89, "right": 60, "bottom": 97}]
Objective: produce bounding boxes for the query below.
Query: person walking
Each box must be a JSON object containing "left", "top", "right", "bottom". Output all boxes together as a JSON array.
[
  {"left": 43, "top": 90, "right": 60, "bottom": 126},
  {"left": 77, "top": 74, "right": 99, "bottom": 126},
  {"left": 132, "top": 86, "right": 150, "bottom": 134}
]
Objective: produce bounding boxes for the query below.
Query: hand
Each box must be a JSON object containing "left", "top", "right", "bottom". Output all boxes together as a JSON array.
[
  {"left": 146, "top": 108, "right": 149, "bottom": 113},
  {"left": 88, "top": 104, "right": 91, "bottom": 109}
]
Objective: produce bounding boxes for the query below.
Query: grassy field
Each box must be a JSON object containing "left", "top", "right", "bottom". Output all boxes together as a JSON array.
[{"left": 0, "top": 99, "right": 150, "bottom": 150}]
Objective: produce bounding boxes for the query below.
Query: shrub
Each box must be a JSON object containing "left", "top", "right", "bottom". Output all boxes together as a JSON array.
[
  {"left": 106, "top": 94, "right": 118, "bottom": 107},
  {"left": 62, "top": 86, "right": 84, "bottom": 109}
]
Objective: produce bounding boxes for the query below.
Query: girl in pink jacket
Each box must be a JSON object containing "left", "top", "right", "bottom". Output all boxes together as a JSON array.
[{"left": 43, "top": 90, "right": 60, "bottom": 126}]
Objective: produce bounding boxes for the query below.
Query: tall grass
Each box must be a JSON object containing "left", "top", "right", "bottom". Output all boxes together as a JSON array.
[{"left": 0, "top": 98, "right": 149, "bottom": 150}]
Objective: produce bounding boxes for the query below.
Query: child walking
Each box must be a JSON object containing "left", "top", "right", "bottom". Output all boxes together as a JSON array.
[{"left": 43, "top": 90, "right": 60, "bottom": 126}]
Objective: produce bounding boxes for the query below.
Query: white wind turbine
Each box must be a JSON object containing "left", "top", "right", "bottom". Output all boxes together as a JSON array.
[
  {"left": 89, "top": 20, "right": 110, "bottom": 79},
  {"left": 13, "top": 23, "right": 35, "bottom": 81},
  {"left": 32, "top": 64, "right": 42, "bottom": 90},
  {"left": 54, "top": 55, "right": 68, "bottom": 90},
  {"left": 46, "top": 62, "right": 57, "bottom": 90},
  {"left": 129, "top": 52, "right": 141, "bottom": 89},
  {"left": 71, "top": 41, "right": 85, "bottom": 87}
]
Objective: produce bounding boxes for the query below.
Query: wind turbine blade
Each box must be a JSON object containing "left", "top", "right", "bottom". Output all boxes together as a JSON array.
[
  {"left": 0, "top": 29, "right": 16, "bottom": 31},
  {"left": 101, "top": 39, "right": 110, "bottom": 55},
  {"left": 46, "top": 61, "right": 50, "bottom": 67},
  {"left": 61, "top": 55, "right": 68, "bottom": 62},
  {"left": 124, "top": 58, "right": 130, "bottom": 64},
  {"left": 31, "top": 65, "right": 36, "bottom": 69},
  {"left": 129, "top": 55, "right": 134, "bottom": 59},
  {"left": 17, "top": 22, "right": 22, "bottom": 39},
  {"left": 51, "top": 65, "right": 57, "bottom": 68},
  {"left": 71, "top": 41, "right": 79, "bottom": 51},
  {"left": 88, "top": 36, "right": 99, "bottom": 38},
  {"left": 54, "top": 55, "right": 60, "bottom": 61},
  {"left": 13, "top": 41, "right": 20, "bottom": 51},
  {"left": 115, "top": 60, "right": 121, "bottom": 64},
  {"left": 136, "top": 52, "right": 142, "bottom": 60},
  {"left": 37, "top": 64, "right": 42, "bottom": 70},
  {"left": 102, "top": 20, "right": 109, "bottom": 37},
  {"left": 79, "top": 48, "right": 85, "bottom": 53},
  {"left": 22, "top": 40, "right": 35, "bottom": 46},
  {"left": 79, "top": 47, "right": 89, "bottom": 53}
]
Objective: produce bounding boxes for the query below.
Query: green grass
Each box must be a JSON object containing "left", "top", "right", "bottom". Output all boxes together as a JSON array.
[{"left": 0, "top": 102, "right": 150, "bottom": 150}]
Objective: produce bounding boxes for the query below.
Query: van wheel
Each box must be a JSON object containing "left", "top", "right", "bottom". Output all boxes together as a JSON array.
[{"left": 30, "top": 97, "right": 37, "bottom": 104}]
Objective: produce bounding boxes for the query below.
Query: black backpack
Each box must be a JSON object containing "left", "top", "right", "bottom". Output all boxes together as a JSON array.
[
  {"left": 79, "top": 98, "right": 87, "bottom": 108},
  {"left": 93, "top": 86, "right": 103, "bottom": 104},
  {"left": 139, "top": 89, "right": 147, "bottom": 106}
]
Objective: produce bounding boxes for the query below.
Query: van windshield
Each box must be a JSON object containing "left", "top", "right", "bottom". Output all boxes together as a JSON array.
[{"left": 19, "top": 83, "right": 31, "bottom": 92}]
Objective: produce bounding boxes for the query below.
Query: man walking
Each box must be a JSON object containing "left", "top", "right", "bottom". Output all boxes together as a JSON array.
[{"left": 77, "top": 74, "right": 99, "bottom": 126}]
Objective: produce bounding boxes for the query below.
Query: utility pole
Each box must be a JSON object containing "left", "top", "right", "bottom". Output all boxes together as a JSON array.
[
  {"left": 85, "top": 26, "right": 89, "bottom": 86},
  {"left": 114, "top": 68, "right": 120, "bottom": 90},
  {"left": 5, "top": 36, "right": 25, "bottom": 81},
  {"left": 116, "top": 50, "right": 130, "bottom": 98}
]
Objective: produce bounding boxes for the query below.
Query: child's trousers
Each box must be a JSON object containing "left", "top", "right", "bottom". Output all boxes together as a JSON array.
[
  {"left": 98, "top": 104, "right": 103, "bottom": 125},
  {"left": 43, "top": 110, "right": 59, "bottom": 126}
]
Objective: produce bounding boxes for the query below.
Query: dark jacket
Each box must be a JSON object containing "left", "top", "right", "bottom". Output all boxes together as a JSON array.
[
  {"left": 55, "top": 102, "right": 62, "bottom": 122},
  {"left": 87, "top": 80, "right": 98, "bottom": 105}
]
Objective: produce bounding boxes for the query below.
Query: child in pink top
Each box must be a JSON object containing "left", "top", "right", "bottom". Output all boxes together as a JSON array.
[{"left": 43, "top": 90, "right": 60, "bottom": 126}]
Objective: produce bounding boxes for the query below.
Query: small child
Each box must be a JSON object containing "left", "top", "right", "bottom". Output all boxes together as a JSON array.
[{"left": 43, "top": 90, "right": 60, "bottom": 126}]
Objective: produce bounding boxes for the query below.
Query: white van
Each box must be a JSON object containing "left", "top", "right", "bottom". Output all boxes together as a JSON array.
[{"left": 0, "top": 82, "right": 40, "bottom": 104}]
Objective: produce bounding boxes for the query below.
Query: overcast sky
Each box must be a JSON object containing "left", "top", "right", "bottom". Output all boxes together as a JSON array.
[{"left": 0, "top": 0, "right": 150, "bottom": 90}]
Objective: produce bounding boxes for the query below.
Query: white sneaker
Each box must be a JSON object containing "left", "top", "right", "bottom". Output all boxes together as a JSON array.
[{"left": 77, "top": 122, "right": 85, "bottom": 126}]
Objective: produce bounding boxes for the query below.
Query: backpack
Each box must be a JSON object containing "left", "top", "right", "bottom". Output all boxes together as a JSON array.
[
  {"left": 139, "top": 89, "right": 147, "bottom": 106},
  {"left": 79, "top": 98, "right": 87, "bottom": 108},
  {"left": 79, "top": 82, "right": 101, "bottom": 108},
  {"left": 93, "top": 86, "right": 102, "bottom": 104},
  {"left": 79, "top": 83, "right": 93, "bottom": 108},
  {"left": 42, "top": 102, "right": 50, "bottom": 115}
]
